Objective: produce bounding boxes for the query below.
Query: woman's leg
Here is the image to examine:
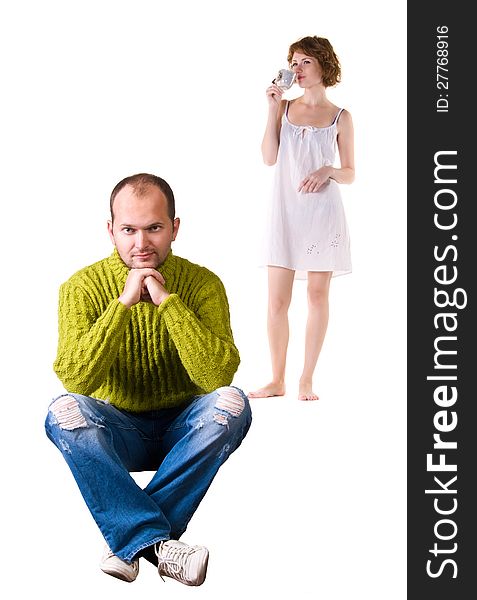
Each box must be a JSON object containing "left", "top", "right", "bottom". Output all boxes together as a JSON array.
[
  {"left": 249, "top": 266, "right": 295, "bottom": 398},
  {"left": 298, "top": 271, "right": 332, "bottom": 401}
]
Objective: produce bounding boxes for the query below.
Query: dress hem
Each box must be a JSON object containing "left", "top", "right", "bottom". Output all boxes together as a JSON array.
[{"left": 259, "top": 262, "right": 352, "bottom": 279}]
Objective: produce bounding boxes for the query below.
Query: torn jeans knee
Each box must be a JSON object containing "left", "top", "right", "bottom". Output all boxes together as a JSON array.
[
  {"left": 213, "top": 386, "right": 248, "bottom": 427},
  {"left": 48, "top": 394, "right": 88, "bottom": 430}
]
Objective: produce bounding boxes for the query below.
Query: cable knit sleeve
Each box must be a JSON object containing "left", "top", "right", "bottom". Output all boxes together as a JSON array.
[
  {"left": 157, "top": 274, "right": 240, "bottom": 392},
  {"left": 53, "top": 281, "right": 131, "bottom": 395}
]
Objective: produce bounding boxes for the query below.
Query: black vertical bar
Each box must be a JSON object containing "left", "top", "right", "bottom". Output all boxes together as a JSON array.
[{"left": 408, "top": 2, "right": 476, "bottom": 598}]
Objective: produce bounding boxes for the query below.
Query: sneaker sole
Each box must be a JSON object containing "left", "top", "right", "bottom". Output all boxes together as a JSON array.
[
  {"left": 100, "top": 564, "right": 138, "bottom": 583},
  {"left": 182, "top": 549, "right": 209, "bottom": 586},
  {"left": 193, "top": 550, "right": 209, "bottom": 586}
]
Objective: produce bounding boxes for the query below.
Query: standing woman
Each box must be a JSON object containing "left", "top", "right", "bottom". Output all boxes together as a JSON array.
[{"left": 249, "top": 35, "right": 354, "bottom": 401}]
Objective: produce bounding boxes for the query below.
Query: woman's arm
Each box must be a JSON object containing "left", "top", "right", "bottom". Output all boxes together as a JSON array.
[
  {"left": 298, "top": 109, "right": 355, "bottom": 193},
  {"left": 333, "top": 109, "right": 355, "bottom": 184},
  {"left": 261, "top": 84, "right": 286, "bottom": 165}
]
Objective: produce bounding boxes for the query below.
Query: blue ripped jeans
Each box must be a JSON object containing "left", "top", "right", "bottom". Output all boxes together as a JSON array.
[{"left": 45, "top": 387, "right": 252, "bottom": 563}]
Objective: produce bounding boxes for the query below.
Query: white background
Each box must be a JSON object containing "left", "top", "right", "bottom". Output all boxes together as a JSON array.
[{"left": 0, "top": 1, "right": 406, "bottom": 598}]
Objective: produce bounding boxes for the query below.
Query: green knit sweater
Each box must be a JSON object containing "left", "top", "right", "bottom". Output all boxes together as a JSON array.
[{"left": 53, "top": 249, "right": 240, "bottom": 412}]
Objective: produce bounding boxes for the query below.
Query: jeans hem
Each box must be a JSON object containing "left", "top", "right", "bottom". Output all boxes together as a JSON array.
[{"left": 127, "top": 535, "right": 169, "bottom": 563}]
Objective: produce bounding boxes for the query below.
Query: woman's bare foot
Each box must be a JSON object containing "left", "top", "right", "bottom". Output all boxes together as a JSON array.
[
  {"left": 298, "top": 380, "right": 319, "bottom": 401},
  {"left": 248, "top": 382, "right": 286, "bottom": 398}
]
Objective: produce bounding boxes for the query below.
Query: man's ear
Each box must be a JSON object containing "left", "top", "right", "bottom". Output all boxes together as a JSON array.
[
  {"left": 172, "top": 217, "right": 181, "bottom": 241},
  {"left": 107, "top": 220, "right": 115, "bottom": 245}
]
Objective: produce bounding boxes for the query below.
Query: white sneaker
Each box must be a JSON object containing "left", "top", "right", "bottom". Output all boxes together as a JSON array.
[
  {"left": 100, "top": 545, "right": 139, "bottom": 582},
  {"left": 155, "top": 540, "right": 209, "bottom": 586}
]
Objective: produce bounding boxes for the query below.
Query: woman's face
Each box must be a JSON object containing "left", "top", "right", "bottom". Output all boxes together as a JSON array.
[{"left": 290, "top": 52, "right": 323, "bottom": 87}]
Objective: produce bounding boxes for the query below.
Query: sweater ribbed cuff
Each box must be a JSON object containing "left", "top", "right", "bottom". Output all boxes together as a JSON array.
[
  {"left": 157, "top": 293, "right": 186, "bottom": 325},
  {"left": 107, "top": 298, "right": 132, "bottom": 323}
]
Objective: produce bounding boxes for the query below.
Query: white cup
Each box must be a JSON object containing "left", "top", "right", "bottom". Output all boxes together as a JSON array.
[{"left": 272, "top": 68, "right": 296, "bottom": 90}]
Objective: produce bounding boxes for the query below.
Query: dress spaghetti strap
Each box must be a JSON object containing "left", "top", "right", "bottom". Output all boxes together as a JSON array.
[{"left": 332, "top": 108, "right": 345, "bottom": 125}]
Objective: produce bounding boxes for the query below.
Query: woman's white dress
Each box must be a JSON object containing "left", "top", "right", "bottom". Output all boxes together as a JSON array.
[{"left": 263, "top": 102, "right": 352, "bottom": 279}]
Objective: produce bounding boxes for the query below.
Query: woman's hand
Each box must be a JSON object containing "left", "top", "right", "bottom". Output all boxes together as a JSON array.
[
  {"left": 266, "top": 83, "right": 283, "bottom": 110},
  {"left": 298, "top": 166, "right": 334, "bottom": 193}
]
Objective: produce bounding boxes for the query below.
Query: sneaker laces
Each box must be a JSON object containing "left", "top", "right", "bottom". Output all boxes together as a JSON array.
[{"left": 155, "top": 541, "right": 198, "bottom": 583}]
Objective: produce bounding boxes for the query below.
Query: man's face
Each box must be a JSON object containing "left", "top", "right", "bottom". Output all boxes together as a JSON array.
[{"left": 107, "top": 184, "right": 180, "bottom": 269}]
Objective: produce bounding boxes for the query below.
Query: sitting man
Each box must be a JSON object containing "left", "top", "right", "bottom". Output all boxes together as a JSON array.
[{"left": 45, "top": 173, "right": 252, "bottom": 587}]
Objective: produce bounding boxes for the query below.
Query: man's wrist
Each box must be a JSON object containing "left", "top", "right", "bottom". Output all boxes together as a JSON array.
[
  {"left": 155, "top": 292, "right": 170, "bottom": 306},
  {"left": 118, "top": 295, "right": 133, "bottom": 309}
]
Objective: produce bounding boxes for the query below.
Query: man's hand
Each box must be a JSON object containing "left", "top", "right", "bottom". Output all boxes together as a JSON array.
[
  {"left": 118, "top": 269, "right": 167, "bottom": 308},
  {"left": 144, "top": 274, "right": 170, "bottom": 306}
]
